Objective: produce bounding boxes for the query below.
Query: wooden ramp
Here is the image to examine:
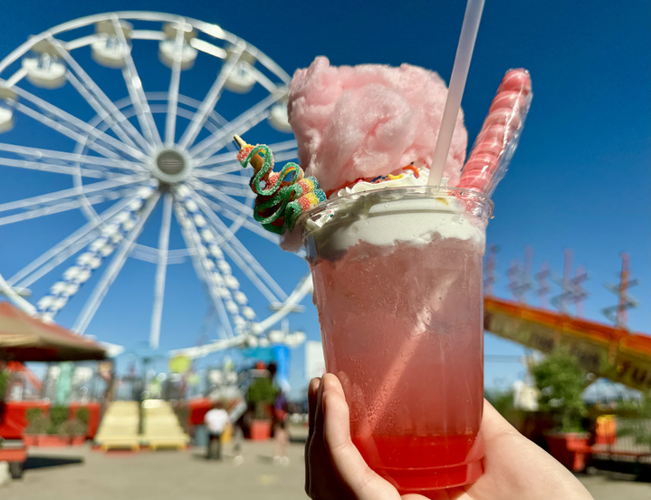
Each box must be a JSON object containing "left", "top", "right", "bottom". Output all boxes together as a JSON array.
[
  {"left": 95, "top": 401, "right": 140, "bottom": 451},
  {"left": 141, "top": 400, "right": 190, "bottom": 450}
]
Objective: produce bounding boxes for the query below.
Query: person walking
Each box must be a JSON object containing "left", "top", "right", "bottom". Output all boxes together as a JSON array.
[{"left": 204, "top": 401, "right": 229, "bottom": 460}]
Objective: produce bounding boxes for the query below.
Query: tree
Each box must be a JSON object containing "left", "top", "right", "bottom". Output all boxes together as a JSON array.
[
  {"left": 531, "top": 347, "right": 589, "bottom": 433},
  {"left": 247, "top": 377, "right": 277, "bottom": 420}
]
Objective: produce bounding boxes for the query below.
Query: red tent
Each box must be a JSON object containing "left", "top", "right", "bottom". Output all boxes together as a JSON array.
[{"left": 0, "top": 302, "right": 106, "bottom": 362}]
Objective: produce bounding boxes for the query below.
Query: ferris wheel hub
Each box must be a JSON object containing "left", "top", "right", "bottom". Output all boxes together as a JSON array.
[{"left": 150, "top": 147, "right": 193, "bottom": 184}]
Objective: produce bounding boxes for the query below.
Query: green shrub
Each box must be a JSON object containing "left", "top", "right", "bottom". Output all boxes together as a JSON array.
[
  {"left": 25, "top": 415, "right": 50, "bottom": 435},
  {"left": 25, "top": 407, "right": 43, "bottom": 424},
  {"left": 486, "top": 389, "right": 515, "bottom": 416},
  {"left": 0, "top": 370, "right": 9, "bottom": 402},
  {"left": 531, "top": 347, "right": 588, "bottom": 433},
  {"left": 59, "top": 418, "right": 87, "bottom": 437},
  {"left": 75, "top": 407, "right": 90, "bottom": 426},
  {"left": 48, "top": 406, "right": 69, "bottom": 435}
]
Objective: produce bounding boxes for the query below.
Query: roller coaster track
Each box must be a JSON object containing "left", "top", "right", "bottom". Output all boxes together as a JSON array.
[{"left": 484, "top": 295, "right": 651, "bottom": 391}]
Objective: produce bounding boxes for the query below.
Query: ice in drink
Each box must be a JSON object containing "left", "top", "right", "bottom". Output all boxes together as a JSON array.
[{"left": 304, "top": 186, "right": 492, "bottom": 494}]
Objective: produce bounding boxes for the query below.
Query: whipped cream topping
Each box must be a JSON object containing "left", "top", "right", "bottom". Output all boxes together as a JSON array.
[{"left": 303, "top": 188, "right": 488, "bottom": 260}]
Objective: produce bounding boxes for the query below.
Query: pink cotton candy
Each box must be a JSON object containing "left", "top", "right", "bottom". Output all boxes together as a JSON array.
[{"left": 287, "top": 57, "right": 468, "bottom": 194}]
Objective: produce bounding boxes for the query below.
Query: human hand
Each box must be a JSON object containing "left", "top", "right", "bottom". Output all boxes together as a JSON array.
[{"left": 305, "top": 373, "right": 594, "bottom": 500}]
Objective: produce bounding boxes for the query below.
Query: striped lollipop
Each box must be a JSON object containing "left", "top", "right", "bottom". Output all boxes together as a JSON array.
[{"left": 458, "top": 68, "right": 532, "bottom": 196}]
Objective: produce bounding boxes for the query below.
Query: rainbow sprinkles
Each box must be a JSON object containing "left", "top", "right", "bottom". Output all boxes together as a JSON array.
[{"left": 235, "top": 135, "right": 326, "bottom": 235}]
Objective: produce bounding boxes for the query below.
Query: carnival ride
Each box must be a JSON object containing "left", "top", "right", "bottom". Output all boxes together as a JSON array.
[
  {"left": 485, "top": 296, "right": 651, "bottom": 391},
  {"left": 0, "top": 11, "right": 312, "bottom": 352},
  {"left": 484, "top": 251, "right": 650, "bottom": 391}
]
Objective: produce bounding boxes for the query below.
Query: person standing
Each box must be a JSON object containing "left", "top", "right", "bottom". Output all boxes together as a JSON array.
[
  {"left": 232, "top": 423, "right": 244, "bottom": 465},
  {"left": 273, "top": 418, "right": 290, "bottom": 466},
  {"left": 204, "top": 401, "right": 229, "bottom": 460}
]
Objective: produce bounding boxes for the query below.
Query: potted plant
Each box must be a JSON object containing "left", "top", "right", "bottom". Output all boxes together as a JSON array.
[
  {"left": 72, "top": 407, "right": 91, "bottom": 439},
  {"left": 24, "top": 409, "right": 49, "bottom": 446},
  {"left": 531, "top": 347, "right": 590, "bottom": 472},
  {"left": 247, "top": 377, "right": 277, "bottom": 441},
  {"left": 59, "top": 418, "right": 88, "bottom": 446},
  {"left": 37, "top": 406, "right": 70, "bottom": 447},
  {"left": 25, "top": 406, "right": 70, "bottom": 447}
]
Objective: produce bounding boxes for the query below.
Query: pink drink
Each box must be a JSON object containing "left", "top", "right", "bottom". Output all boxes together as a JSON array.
[{"left": 304, "top": 186, "right": 491, "bottom": 496}]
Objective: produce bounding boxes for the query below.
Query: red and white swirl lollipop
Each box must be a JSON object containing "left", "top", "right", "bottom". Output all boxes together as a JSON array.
[{"left": 458, "top": 68, "right": 532, "bottom": 196}]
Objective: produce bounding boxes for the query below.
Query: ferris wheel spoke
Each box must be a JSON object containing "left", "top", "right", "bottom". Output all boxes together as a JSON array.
[
  {"left": 10, "top": 86, "right": 148, "bottom": 162},
  {"left": 174, "top": 200, "right": 234, "bottom": 340},
  {"left": 0, "top": 190, "right": 129, "bottom": 227},
  {"left": 9, "top": 193, "right": 146, "bottom": 289},
  {"left": 112, "top": 17, "right": 162, "bottom": 148},
  {"left": 193, "top": 163, "right": 244, "bottom": 180},
  {"left": 189, "top": 192, "right": 280, "bottom": 303},
  {"left": 197, "top": 194, "right": 280, "bottom": 245},
  {"left": 188, "top": 189, "right": 288, "bottom": 302},
  {"left": 4, "top": 68, "right": 27, "bottom": 87},
  {"left": 164, "top": 27, "right": 185, "bottom": 146},
  {"left": 0, "top": 175, "right": 146, "bottom": 215},
  {"left": 205, "top": 183, "right": 249, "bottom": 198},
  {"left": 246, "top": 64, "right": 279, "bottom": 93},
  {"left": 178, "top": 44, "right": 245, "bottom": 150},
  {"left": 47, "top": 37, "right": 151, "bottom": 154},
  {"left": 202, "top": 173, "right": 250, "bottom": 186},
  {"left": 149, "top": 193, "right": 172, "bottom": 349},
  {"left": 72, "top": 191, "right": 161, "bottom": 335},
  {"left": 0, "top": 142, "right": 147, "bottom": 175},
  {"left": 241, "top": 218, "right": 282, "bottom": 245},
  {"left": 190, "top": 179, "right": 252, "bottom": 214},
  {"left": 12, "top": 101, "right": 132, "bottom": 163},
  {"left": 190, "top": 87, "right": 288, "bottom": 161},
  {"left": 16, "top": 230, "right": 98, "bottom": 290},
  {"left": 0, "top": 157, "right": 106, "bottom": 179},
  {"left": 196, "top": 139, "right": 297, "bottom": 170},
  {"left": 254, "top": 273, "right": 313, "bottom": 333},
  {"left": 65, "top": 71, "right": 150, "bottom": 155}
]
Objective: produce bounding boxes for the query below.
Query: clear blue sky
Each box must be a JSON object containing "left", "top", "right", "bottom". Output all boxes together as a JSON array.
[{"left": 0, "top": 0, "right": 649, "bottom": 395}]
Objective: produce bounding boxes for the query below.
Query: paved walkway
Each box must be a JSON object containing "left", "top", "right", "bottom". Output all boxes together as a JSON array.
[
  {"left": 2, "top": 441, "right": 649, "bottom": 499},
  {"left": 4, "top": 441, "right": 308, "bottom": 500}
]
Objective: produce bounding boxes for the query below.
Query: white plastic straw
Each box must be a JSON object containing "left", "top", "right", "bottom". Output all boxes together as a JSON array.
[{"left": 428, "top": 0, "right": 485, "bottom": 187}]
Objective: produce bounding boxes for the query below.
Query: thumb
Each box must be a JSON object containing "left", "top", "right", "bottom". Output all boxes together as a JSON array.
[{"left": 320, "top": 374, "right": 401, "bottom": 500}]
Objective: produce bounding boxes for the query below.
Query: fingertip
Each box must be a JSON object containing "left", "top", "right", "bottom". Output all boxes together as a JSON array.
[
  {"left": 308, "top": 377, "right": 322, "bottom": 434},
  {"left": 322, "top": 385, "right": 348, "bottom": 418},
  {"left": 321, "top": 372, "right": 344, "bottom": 396},
  {"left": 308, "top": 377, "right": 321, "bottom": 396},
  {"left": 322, "top": 389, "right": 352, "bottom": 449}
]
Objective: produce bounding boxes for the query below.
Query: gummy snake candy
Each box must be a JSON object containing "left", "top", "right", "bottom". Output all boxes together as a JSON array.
[{"left": 236, "top": 139, "right": 326, "bottom": 235}]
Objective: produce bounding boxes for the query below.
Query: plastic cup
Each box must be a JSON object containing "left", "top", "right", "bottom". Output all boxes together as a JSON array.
[{"left": 303, "top": 186, "right": 492, "bottom": 496}]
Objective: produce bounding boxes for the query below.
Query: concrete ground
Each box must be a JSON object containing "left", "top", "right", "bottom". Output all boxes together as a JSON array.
[
  {"left": 2, "top": 441, "right": 650, "bottom": 500},
  {"left": 580, "top": 471, "right": 651, "bottom": 500}
]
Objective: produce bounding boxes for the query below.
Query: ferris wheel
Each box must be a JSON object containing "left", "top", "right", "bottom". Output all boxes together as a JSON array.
[{"left": 0, "top": 11, "right": 313, "bottom": 356}]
